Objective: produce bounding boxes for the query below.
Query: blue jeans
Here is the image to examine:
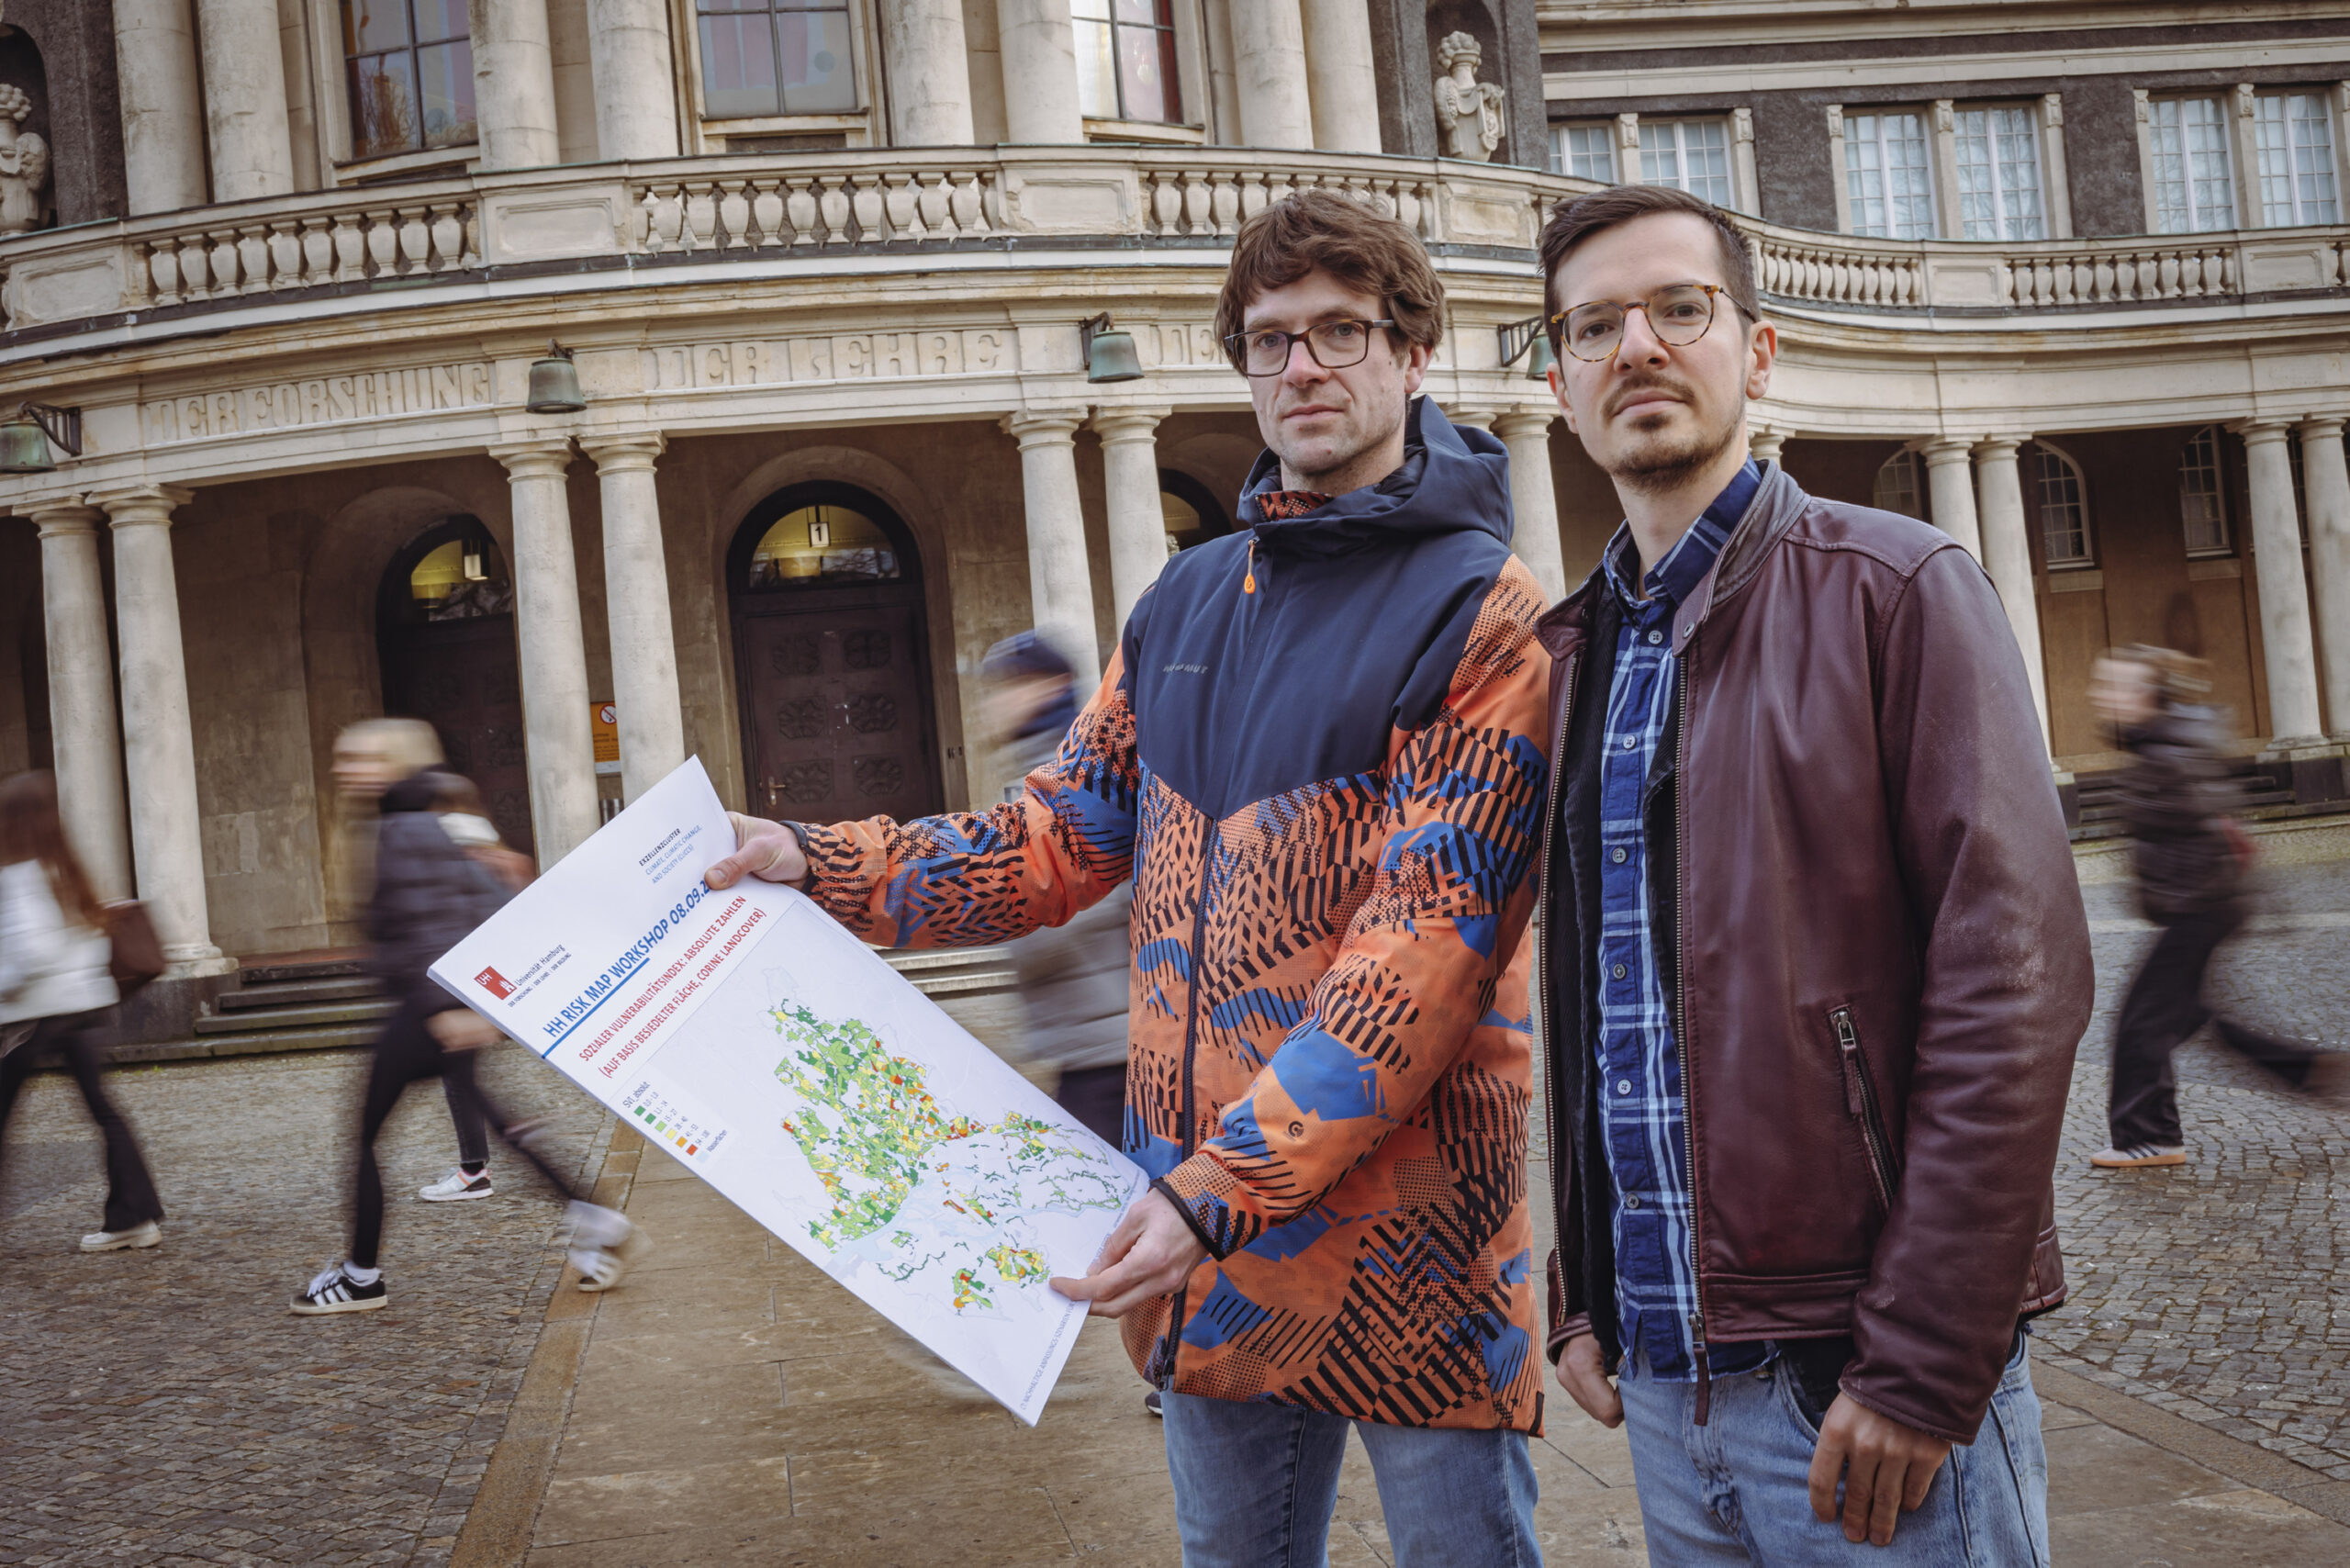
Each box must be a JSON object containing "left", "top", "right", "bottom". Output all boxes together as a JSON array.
[
  {"left": 1616, "top": 1337, "right": 2051, "bottom": 1566},
  {"left": 1160, "top": 1392, "right": 1539, "bottom": 1568}
]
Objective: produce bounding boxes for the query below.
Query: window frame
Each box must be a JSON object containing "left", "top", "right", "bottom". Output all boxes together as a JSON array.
[
  {"left": 1636, "top": 116, "right": 1736, "bottom": 208},
  {"left": 675, "top": 0, "right": 877, "bottom": 151},
  {"left": 1071, "top": 0, "right": 1185, "bottom": 130},
  {"left": 1950, "top": 101, "right": 2048, "bottom": 241},
  {"left": 320, "top": 0, "right": 480, "bottom": 174},
  {"left": 1549, "top": 120, "right": 1619, "bottom": 184},
  {"left": 1872, "top": 449, "right": 1930, "bottom": 523},
  {"left": 1843, "top": 107, "right": 1939, "bottom": 241},
  {"left": 2177, "top": 425, "right": 2232, "bottom": 557},
  {"left": 2251, "top": 89, "right": 2342, "bottom": 228},
  {"left": 2030, "top": 440, "right": 2095, "bottom": 570},
  {"left": 2146, "top": 94, "right": 2239, "bottom": 234}
]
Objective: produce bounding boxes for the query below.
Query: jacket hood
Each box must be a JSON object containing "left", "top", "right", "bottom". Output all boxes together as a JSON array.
[
  {"left": 1236, "top": 398, "right": 1513, "bottom": 560},
  {"left": 380, "top": 767, "right": 448, "bottom": 815}
]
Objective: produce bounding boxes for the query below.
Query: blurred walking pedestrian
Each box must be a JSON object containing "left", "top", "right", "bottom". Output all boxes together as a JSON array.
[
  {"left": 981, "top": 633, "right": 1134, "bottom": 1148},
  {"left": 2088, "top": 646, "right": 2344, "bottom": 1170},
  {"left": 291, "top": 720, "right": 643, "bottom": 1315},
  {"left": 0, "top": 770, "right": 166, "bottom": 1253}
]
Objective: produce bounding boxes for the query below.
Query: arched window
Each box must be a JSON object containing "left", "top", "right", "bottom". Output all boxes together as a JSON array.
[
  {"left": 1158, "top": 468, "right": 1232, "bottom": 555},
  {"left": 2032, "top": 442, "right": 2092, "bottom": 567},
  {"left": 342, "top": 0, "right": 476, "bottom": 161},
  {"left": 742, "top": 501, "right": 902, "bottom": 590},
  {"left": 1872, "top": 450, "right": 1929, "bottom": 522},
  {"left": 2178, "top": 425, "right": 2229, "bottom": 554}
]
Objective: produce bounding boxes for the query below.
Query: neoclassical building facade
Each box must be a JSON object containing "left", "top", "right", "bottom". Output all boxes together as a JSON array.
[{"left": 0, "top": 0, "right": 2344, "bottom": 1047}]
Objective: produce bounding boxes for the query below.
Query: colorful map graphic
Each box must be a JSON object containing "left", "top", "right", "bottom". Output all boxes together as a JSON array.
[{"left": 768, "top": 1002, "right": 1125, "bottom": 1315}]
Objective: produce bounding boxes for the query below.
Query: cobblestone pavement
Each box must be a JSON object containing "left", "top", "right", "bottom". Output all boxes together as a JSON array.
[
  {"left": 0, "top": 1040, "right": 613, "bottom": 1567},
  {"left": 2043, "top": 854, "right": 2350, "bottom": 1479}
]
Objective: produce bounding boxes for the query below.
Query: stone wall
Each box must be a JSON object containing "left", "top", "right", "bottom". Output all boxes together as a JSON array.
[{"left": 3, "top": 1, "right": 128, "bottom": 226}]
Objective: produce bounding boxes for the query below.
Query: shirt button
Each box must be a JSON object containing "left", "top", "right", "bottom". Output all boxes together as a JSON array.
[
  {"left": 1616, "top": 1080, "right": 1633, "bottom": 1095},
  {"left": 1610, "top": 846, "right": 1628, "bottom": 865},
  {"left": 1621, "top": 735, "right": 1637, "bottom": 750},
  {"left": 1647, "top": 629, "right": 1664, "bottom": 645},
  {"left": 1611, "top": 962, "right": 1628, "bottom": 980},
  {"left": 1625, "top": 1194, "right": 1642, "bottom": 1210}
]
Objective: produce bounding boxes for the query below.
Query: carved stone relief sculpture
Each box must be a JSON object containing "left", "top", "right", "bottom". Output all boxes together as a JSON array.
[
  {"left": 0, "top": 84, "right": 48, "bottom": 234},
  {"left": 1432, "top": 32, "right": 1505, "bottom": 163}
]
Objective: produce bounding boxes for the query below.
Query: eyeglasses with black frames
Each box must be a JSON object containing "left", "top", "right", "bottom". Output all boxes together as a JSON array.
[
  {"left": 1550, "top": 284, "right": 1751, "bottom": 363},
  {"left": 1224, "top": 319, "right": 1398, "bottom": 377}
]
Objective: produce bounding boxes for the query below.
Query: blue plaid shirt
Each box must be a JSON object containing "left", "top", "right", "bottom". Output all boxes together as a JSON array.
[{"left": 1593, "top": 460, "right": 1761, "bottom": 1382}]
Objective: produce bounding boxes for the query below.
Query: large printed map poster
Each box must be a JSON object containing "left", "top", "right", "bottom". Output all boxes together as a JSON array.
[{"left": 430, "top": 758, "right": 1144, "bottom": 1424}]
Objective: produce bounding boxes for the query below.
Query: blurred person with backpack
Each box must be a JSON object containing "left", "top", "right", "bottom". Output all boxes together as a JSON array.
[
  {"left": 2088, "top": 645, "right": 2345, "bottom": 1170},
  {"left": 0, "top": 770, "right": 166, "bottom": 1252},
  {"left": 291, "top": 720, "right": 643, "bottom": 1315}
]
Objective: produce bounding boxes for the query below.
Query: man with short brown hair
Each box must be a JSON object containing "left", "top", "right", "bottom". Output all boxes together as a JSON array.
[
  {"left": 708, "top": 190, "right": 1554, "bottom": 1563},
  {"left": 1532, "top": 182, "right": 2090, "bottom": 1561}
]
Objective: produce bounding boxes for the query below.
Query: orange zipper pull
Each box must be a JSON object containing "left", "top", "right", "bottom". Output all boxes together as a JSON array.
[{"left": 1243, "top": 536, "right": 1257, "bottom": 595}]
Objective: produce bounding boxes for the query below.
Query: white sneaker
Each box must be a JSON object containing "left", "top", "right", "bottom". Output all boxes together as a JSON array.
[
  {"left": 79, "top": 1219, "right": 162, "bottom": 1252},
  {"left": 572, "top": 1221, "right": 650, "bottom": 1294},
  {"left": 2090, "top": 1143, "right": 2187, "bottom": 1169},
  {"left": 419, "top": 1169, "right": 495, "bottom": 1202},
  {"left": 289, "top": 1262, "right": 388, "bottom": 1315}
]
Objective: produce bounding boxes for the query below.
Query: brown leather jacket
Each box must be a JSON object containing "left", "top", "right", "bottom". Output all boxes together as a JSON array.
[{"left": 1535, "top": 465, "right": 2090, "bottom": 1444}]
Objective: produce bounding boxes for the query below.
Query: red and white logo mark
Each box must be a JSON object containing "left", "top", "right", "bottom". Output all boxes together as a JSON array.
[{"left": 476, "top": 966, "right": 517, "bottom": 1001}]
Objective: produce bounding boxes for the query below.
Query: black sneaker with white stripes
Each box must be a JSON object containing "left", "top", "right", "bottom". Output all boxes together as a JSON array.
[{"left": 289, "top": 1262, "right": 388, "bottom": 1315}]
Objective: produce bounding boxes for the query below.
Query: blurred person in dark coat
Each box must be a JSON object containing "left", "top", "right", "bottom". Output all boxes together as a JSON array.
[
  {"left": 981, "top": 633, "right": 1133, "bottom": 1148},
  {"left": 2088, "top": 645, "right": 2344, "bottom": 1170},
  {"left": 0, "top": 770, "right": 165, "bottom": 1252}
]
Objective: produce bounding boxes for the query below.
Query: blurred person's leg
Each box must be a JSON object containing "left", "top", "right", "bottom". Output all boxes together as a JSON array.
[
  {"left": 1053, "top": 1062, "right": 1127, "bottom": 1147},
  {"left": 444, "top": 1066, "right": 490, "bottom": 1171},
  {"left": 350, "top": 1005, "right": 437, "bottom": 1271},
  {"left": 444, "top": 1059, "right": 644, "bottom": 1291},
  {"left": 1161, "top": 1391, "right": 1350, "bottom": 1567},
  {"left": 2212, "top": 1018, "right": 2325, "bottom": 1087},
  {"left": 419, "top": 1049, "right": 496, "bottom": 1201},
  {"left": 2106, "top": 913, "right": 2227, "bottom": 1153},
  {"left": 54, "top": 1013, "right": 164, "bottom": 1233}
]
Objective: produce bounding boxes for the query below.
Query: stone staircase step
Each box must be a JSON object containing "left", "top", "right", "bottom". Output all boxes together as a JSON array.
[
  {"left": 212, "top": 976, "right": 384, "bottom": 1012},
  {"left": 114, "top": 1023, "right": 380, "bottom": 1065},
  {"left": 195, "top": 1000, "right": 396, "bottom": 1035}
]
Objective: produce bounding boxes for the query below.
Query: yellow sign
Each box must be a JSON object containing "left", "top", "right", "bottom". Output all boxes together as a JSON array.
[{"left": 592, "top": 702, "right": 620, "bottom": 765}]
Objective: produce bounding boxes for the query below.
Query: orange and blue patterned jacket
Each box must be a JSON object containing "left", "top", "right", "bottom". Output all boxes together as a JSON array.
[{"left": 799, "top": 398, "right": 1554, "bottom": 1430}]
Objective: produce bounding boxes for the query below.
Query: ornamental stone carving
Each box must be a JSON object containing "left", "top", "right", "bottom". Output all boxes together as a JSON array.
[
  {"left": 0, "top": 84, "right": 49, "bottom": 234},
  {"left": 1432, "top": 33, "right": 1505, "bottom": 163}
]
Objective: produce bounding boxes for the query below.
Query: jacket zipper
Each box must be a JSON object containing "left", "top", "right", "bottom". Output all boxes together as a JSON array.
[
  {"left": 1671, "top": 648, "right": 1713, "bottom": 1425},
  {"left": 1832, "top": 1005, "right": 1900, "bottom": 1211},
  {"left": 1160, "top": 822, "right": 1221, "bottom": 1384},
  {"left": 1530, "top": 649, "right": 1581, "bottom": 1356}
]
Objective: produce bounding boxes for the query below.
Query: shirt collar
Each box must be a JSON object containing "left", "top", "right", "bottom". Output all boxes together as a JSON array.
[{"left": 1602, "top": 458, "right": 1762, "bottom": 612}]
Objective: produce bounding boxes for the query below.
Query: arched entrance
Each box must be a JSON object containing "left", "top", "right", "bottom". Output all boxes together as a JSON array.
[
  {"left": 728, "top": 483, "right": 943, "bottom": 823},
  {"left": 376, "top": 517, "right": 536, "bottom": 853}
]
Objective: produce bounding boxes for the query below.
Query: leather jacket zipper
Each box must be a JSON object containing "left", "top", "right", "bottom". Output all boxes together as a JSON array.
[
  {"left": 1832, "top": 1005, "right": 1900, "bottom": 1210},
  {"left": 1530, "top": 649, "right": 1581, "bottom": 1359},
  {"left": 1160, "top": 822, "right": 1221, "bottom": 1383},
  {"left": 1672, "top": 648, "right": 1712, "bottom": 1425}
]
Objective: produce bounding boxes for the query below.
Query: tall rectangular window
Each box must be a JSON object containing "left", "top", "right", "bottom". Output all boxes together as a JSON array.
[
  {"left": 1845, "top": 112, "right": 1935, "bottom": 239},
  {"left": 2178, "top": 426, "right": 2229, "bottom": 554},
  {"left": 2254, "top": 92, "right": 2341, "bottom": 226},
  {"left": 2149, "top": 97, "right": 2237, "bottom": 232},
  {"left": 1639, "top": 119, "right": 1732, "bottom": 207},
  {"left": 697, "top": 0, "right": 857, "bottom": 119},
  {"left": 342, "top": 0, "right": 476, "bottom": 160},
  {"left": 2035, "top": 445, "right": 2092, "bottom": 567},
  {"left": 1953, "top": 106, "right": 2045, "bottom": 240},
  {"left": 1550, "top": 123, "right": 1617, "bottom": 183},
  {"left": 1072, "top": 0, "right": 1181, "bottom": 125}
]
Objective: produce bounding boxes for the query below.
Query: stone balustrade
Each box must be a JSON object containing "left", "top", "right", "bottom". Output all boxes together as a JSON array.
[{"left": 0, "top": 146, "right": 2344, "bottom": 347}]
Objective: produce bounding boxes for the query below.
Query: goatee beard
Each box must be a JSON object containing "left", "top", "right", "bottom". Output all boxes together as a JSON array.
[{"left": 1607, "top": 416, "right": 1741, "bottom": 497}]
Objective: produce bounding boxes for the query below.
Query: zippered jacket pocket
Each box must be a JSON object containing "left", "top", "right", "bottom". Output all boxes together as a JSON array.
[{"left": 1831, "top": 1005, "right": 1901, "bottom": 1212}]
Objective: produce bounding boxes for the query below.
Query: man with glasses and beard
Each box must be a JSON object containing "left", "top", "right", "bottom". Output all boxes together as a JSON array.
[
  {"left": 1530, "top": 183, "right": 2089, "bottom": 1562},
  {"left": 706, "top": 190, "right": 1553, "bottom": 1563}
]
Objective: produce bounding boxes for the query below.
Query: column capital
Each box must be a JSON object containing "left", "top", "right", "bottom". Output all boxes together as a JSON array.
[
  {"left": 489, "top": 437, "right": 577, "bottom": 480},
  {"left": 24, "top": 495, "right": 103, "bottom": 534},
  {"left": 2228, "top": 417, "right": 2294, "bottom": 445},
  {"left": 91, "top": 483, "right": 195, "bottom": 527},
  {"left": 1447, "top": 407, "right": 1498, "bottom": 431},
  {"left": 1089, "top": 405, "right": 1173, "bottom": 441},
  {"left": 2292, "top": 415, "right": 2346, "bottom": 441},
  {"left": 579, "top": 431, "right": 666, "bottom": 471},
  {"left": 1970, "top": 435, "right": 2029, "bottom": 462},
  {"left": 1002, "top": 409, "right": 1085, "bottom": 445},
  {"left": 1919, "top": 435, "right": 1979, "bottom": 465},
  {"left": 1491, "top": 408, "right": 1559, "bottom": 442}
]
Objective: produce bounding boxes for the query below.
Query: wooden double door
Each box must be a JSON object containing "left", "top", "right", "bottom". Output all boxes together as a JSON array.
[
  {"left": 733, "top": 585, "right": 943, "bottom": 825},
  {"left": 382, "top": 616, "right": 537, "bottom": 855}
]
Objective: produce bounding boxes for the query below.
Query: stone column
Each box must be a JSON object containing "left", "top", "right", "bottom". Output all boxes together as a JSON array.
[
  {"left": 471, "top": 0, "right": 563, "bottom": 168},
  {"left": 2235, "top": 420, "right": 2326, "bottom": 745},
  {"left": 1300, "top": 0, "right": 1380, "bottom": 153},
  {"left": 1004, "top": 411, "right": 1101, "bottom": 687},
  {"left": 1229, "top": 0, "right": 1313, "bottom": 151},
  {"left": 94, "top": 485, "right": 228, "bottom": 973},
  {"left": 1919, "top": 436, "right": 1984, "bottom": 560},
  {"left": 1493, "top": 409, "right": 1568, "bottom": 601},
  {"left": 995, "top": 0, "right": 1081, "bottom": 144},
  {"left": 1970, "top": 439, "right": 2051, "bottom": 749},
  {"left": 580, "top": 433, "right": 687, "bottom": 801},
  {"left": 30, "top": 500, "right": 132, "bottom": 902},
  {"left": 490, "top": 441, "right": 601, "bottom": 864},
  {"left": 1748, "top": 428, "right": 1786, "bottom": 467},
  {"left": 884, "top": 0, "right": 975, "bottom": 146},
  {"left": 1092, "top": 406, "right": 1173, "bottom": 633},
  {"left": 114, "top": 0, "right": 207, "bottom": 214},
  {"left": 2299, "top": 418, "right": 2350, "bottom": 736},
  {"left": 195, "top": 0, "right": 295, "bottom": 199},
  {"left": 587, "top": 0, "right": 680, "bottom": 160}
]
